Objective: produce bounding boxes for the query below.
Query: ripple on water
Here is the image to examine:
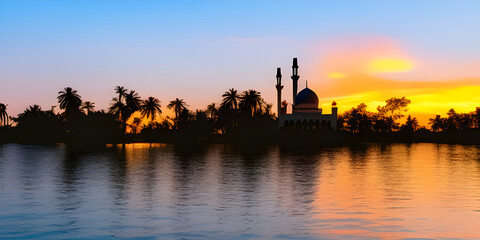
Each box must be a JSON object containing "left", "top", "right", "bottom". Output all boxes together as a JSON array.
[{"left": 0, "top": 143, "right": 480, "bottom": 239}]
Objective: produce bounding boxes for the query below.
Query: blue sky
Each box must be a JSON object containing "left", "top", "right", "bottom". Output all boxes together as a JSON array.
[{"left": 1, "top": 0, "right": 479, "bottom": 121}]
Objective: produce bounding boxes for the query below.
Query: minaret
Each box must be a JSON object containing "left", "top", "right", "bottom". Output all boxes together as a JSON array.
[
  {"left": 291, "top": 58, "right": 299, "bottom": 106},
  {"left": 275, "top": 67, "right": 283, "bottom": 116}
]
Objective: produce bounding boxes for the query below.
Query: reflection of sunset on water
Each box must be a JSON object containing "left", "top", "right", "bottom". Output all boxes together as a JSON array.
[
  {"left": 311, "top": 144, "right": 480, "bottom": 239},
  {"left": 1, "top": 143, "right": 480, "bottom": 239}
]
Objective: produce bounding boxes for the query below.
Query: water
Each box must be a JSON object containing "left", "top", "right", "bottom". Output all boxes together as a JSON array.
[{"left": 0, "top": 143, "right": 479, "bottom": 240}]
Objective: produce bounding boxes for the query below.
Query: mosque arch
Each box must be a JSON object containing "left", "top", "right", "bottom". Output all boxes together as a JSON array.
[
  {"left": 289, "top": 120, "right": 295, "bottom": 130},
  {"left": 321, "top": 120, "right": 326, "bottom": 129},
  {"left": 302, "top": 119, "right": 308, "bottom": 130},
  {"left": 296, "top": 120, "right": 302, "bottom": 129},
  {"left": 308, "top": 120, "right": 314, "bottom": 130}
]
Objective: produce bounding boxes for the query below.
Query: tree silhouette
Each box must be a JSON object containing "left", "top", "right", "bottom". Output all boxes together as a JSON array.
[
  {"left": 167, "top": 98, "right": 188, "bottom": 119},
  {"left": 206, "top": 103, "right": 218, "bottom": 119},
  {"left": 376, "top": 97, "right": 411, "bottom": 132},
  {"left": 115, "top": 86, "right": 127, "bottom": 103},
  {"left": 109, "top": 97, "right": 126, "bottom": 120},
  {"left": 0, "top": 103, "right": 8, "bottom": 126},
  {"left": 473, "top": 107, "right": 480, "bottom": 128},
  {"left": 109, "top": 97, "right": 128, "bottom": 135},
  {"left": 263, "top": 102, "right": 274, "bottom": 118},
  {"left": 377, "top": 97, "right": 411, "bottom": 120},
  {"left": 445, "top": 108, "right": 458, "bottom": 130},
  {"left": 108, "top": 89, "right": 142, "bottom": 136},
  {"left": 341, "top": 103, "right": 373, "bottom": 133},
  {"left": 140, "top": 97, "right": 162, "bottom": 121},
  {"left": 57, "top": 87, "right": 82, "bottom": 116},
  {"left": 429, "top": 115, "right": 444, "bottom": 132},
  {"left": 125, "top": 90, "right": 141, "bottom": 114},
  {"left": 239, "top": 89, "right": 263, "bottom": 116},
  {"left": 221, "top": 88, "right": 240, "bottom": 110},
  {"left": 12, "top": 104, "right": 64, "bottom": 143},
  {"left": 457, "top": 113, "right": 473, "bottom": 130},
  {"left": 81, "top": 101, "right": 95, "bottom": 115},
  {"left": 401, "top": 115, "right": 420, "bottom": 133}
]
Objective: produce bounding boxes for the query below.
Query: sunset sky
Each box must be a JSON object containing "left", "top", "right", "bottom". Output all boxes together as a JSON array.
[{"left": 1, "top": 0, "right": 479, "bottom": 125}]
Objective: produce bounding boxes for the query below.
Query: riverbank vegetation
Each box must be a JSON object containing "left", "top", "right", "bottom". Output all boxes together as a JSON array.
[{"left": 1, "top": 87, "right": 479, "bottom": 145}]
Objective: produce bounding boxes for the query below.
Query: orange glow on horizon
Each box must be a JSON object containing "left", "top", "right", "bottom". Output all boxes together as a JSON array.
[
  {"left": 306, "top": 37, "right": 479, "bottom": 126},
  {"left": 368, "top": 58, "right": 414, "bottom": 74},
  {"left": 328, "top": 72, "right": 346, "bottom": 79},
  {"left": 316, "top": 78, "right": 480, "bottom": 126}
]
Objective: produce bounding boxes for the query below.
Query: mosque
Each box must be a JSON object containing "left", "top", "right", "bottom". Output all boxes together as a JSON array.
[{"left": 276, "top": 58, "right": 338, "bottom": 130}]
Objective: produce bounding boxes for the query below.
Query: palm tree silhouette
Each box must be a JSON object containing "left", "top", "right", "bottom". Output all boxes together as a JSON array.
[
  {"left": 81, "top": 101, "right": 95, "bottom": 114},
  {"left": 57, "top": 87, "right": 82, "bottom": 116},
  {"left": 239, "top": 89, "right": 263, "bottom": 116},
  {"left": 206, "top": 103, "right": 218, "bottom": 119},
  {"left": 429, "top": 115, "right": 444, "bottom": 132},
  {"left": 125, "top": 90, "right": 141, "bottom": 113},
  {"left": 140, "top": 97, "right": 162, "bottom": 121},
  {"left": 20, "top": 105, "right": 43, "bottom": 116},
  {"left": 221, "top": 88, "right": 240, "bottom": 110},
  {"left": 0, "top": 103, "right": 8, "bottom": 126},
  {"left": 167, "top": 98, "right": 188, "bottom": 119},
  {"left": 110, "top": 89, "right": 142, "bottom": 133},
  {"left": 115, "top": 86, "right": 127, "bottom": 103},
  {"left": 109, "top": 97, "right": 126, "bottom": 120}
]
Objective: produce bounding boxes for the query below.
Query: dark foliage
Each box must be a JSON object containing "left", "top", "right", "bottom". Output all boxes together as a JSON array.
[{"left": 2, "top": 89, "right": 480, "bottom": 146}]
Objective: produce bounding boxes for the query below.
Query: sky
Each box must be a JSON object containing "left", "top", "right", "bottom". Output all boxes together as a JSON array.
[{"left": 1, "top": 0, "right": 479, "bottom": 125}]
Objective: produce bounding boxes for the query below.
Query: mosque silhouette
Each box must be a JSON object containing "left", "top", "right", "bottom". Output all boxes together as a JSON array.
[{"left": 276, "top": 58, "right": 338, "bottom": 130}]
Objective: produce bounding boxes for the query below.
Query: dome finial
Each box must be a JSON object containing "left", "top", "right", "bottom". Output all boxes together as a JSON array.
[{"left": 306, "top": 80, "right": 308, "bottom": 88}]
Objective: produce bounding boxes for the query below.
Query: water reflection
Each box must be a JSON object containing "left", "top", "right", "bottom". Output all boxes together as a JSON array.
[{"left": 0, "top": 143, "right": 480, "bottom": 239}]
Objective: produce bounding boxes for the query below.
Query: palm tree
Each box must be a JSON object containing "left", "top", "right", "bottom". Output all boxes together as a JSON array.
[
  {"left": 140, "top": 97, "right": 162, "bottom": 121},
  {"left": 20, "top": 105, "right": 43, "bottom": 116},
  {"left": 125, "top": 90, "right": 141, "bottom": 113},
  {"left": 239, "top": 89, "right": 263, "bottom": 116},
  {"left": 109, "top": 97, "right": 127, "bottom": 122},
  {"left": 115, "top": 86, "right": 127, "bottom": 103},
  {"left": 57, "top": 87, "right": 82, "bottom": 115},
  {"left": 109, "top": 97, "right": 129, "bottom": 135},
  {"left": 221, "top": 88, "right": 240, "bottom": 110},
  {"left": 429, "top": 115, "right": 444, "bottom": 132},
  {"left": 167, "top": 98, "right": 188, "bottom": 119},
  {"left": 81, "top": 101, "right": 95, "bottom": 114},
  {"left": 402, "top": 115, "right": 419, "bottom": 132},
  {"left": 0, "top": 103, "right": 8, "bottom": 126},
  {"left": 206, "top": 103, "right": 218, "bottom": 119},
  {"left": 109, "top": 89, "right": 142, "bottom": 136},
  {"left": 264, "top": 103, "right": 274, "bottom": 117}
]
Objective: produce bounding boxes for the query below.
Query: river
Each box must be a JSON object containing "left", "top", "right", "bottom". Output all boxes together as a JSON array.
[{"left": 1, "top": 143, "right": 479, "bottom": 239}]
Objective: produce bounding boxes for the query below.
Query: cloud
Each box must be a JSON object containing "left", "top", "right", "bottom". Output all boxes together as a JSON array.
[{"left": 368, "top": 59, "right": 414, "bottom": 74}]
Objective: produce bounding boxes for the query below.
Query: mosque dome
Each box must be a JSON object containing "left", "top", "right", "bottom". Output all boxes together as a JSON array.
[{"left": 295, "top": 87, "right": 319, "bottom": 106}]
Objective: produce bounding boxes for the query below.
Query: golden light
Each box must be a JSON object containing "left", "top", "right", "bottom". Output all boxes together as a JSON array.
[
  {"left": 368, "top": 58, "right": 414, "bottom": 74},
  {"left": 328, "top": 72, "right": 346, "bottom": 79}
]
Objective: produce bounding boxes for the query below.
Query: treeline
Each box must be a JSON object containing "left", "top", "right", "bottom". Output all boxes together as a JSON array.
[
  {"left": 429, "top": 108, "right": 480, "bottom": 132},
  {"left": 338, "top": 97, "right": 480, "bottom": 133},
  {"left": 0, "top": 86, "right": 277, "bottom": 144},
  {"left": 1, "top": 90, "right": 480, "bottom": 145}
]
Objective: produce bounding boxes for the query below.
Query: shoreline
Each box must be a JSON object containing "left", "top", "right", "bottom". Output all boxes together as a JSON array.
[{"left": 2, "top": 128, "right": 479, "bottom": 146}]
